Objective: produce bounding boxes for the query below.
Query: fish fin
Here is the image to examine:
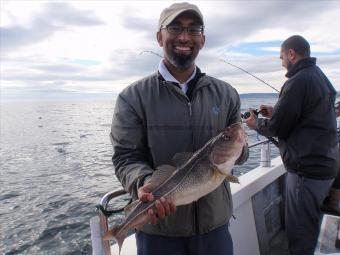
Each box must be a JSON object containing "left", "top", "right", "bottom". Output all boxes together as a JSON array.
[
  {"left": 148, "top": 165, "right": 177, "bottom": 190},
  {"left": 103, "top": 225, "right": 128, "bottom": 254},
  {"left": 210, "top": 164, "right": 239, "bottom": 184},
  {"left": 225, "top": 175, "right": 240, "bottom": 184},
  {"left": 124, "top": 200, "right": 140, "bottom": 216},
  {"left": 172, "top": 152, "right": 194, "bottom": 166}
]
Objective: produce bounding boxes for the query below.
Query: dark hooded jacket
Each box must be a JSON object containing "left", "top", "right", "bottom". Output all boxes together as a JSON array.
[{"left": 255, "top": 57, "right": 338, "bottom": 179}]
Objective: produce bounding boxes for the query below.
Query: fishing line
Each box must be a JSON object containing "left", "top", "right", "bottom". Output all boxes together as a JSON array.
[
  {"left": 139, "top": 50, "right": 163, "bottom": 58},
  {"left": 219, "top": 59, "right": 280, "bottom": 93},
  {"left": 219, "top": 58, "right": 279, "bottom": 146}
]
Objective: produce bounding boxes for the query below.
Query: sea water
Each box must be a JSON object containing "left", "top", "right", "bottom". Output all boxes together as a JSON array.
[{"left": 0, "top": 94, "right": 279, "bottom": 254}]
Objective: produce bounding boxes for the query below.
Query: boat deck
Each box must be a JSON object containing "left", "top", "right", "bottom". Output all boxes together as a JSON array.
[{"left": 267, "top": 213, "right": 340, "bottom": 255}]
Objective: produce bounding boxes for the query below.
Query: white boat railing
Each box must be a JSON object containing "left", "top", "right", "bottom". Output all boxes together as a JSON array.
[
  {"left": 91, "top": 139, "right": 285, "bottom": 255},
  {"left": 91, "top": 189, "right": 127, "bottom": 255}
]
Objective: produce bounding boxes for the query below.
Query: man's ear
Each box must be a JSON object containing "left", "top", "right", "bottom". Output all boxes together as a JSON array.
[
  {"left": 288, "top": 49, "right": 296, "bottom": 61},
  {"left": 157, "top": 31, "right": 163, "bottom": 47}
]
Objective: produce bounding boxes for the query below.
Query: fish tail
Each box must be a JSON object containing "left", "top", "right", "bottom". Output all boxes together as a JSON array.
[{"left": 103, "top": 225, "right": 128, "bottom": 254}]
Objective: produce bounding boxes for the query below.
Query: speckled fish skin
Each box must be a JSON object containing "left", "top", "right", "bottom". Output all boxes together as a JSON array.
[{"left": 103, "top": 122, "right": 247, "bottom": 254}]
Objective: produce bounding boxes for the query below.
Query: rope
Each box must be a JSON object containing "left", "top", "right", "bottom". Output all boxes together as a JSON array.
[{"left": 95, "top": 204, "right": 124, "bottom": 217}]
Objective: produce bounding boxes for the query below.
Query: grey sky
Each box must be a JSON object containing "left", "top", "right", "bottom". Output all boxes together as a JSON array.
[{"left": 1, "top": 1, "right": 339, "bottom": 100}]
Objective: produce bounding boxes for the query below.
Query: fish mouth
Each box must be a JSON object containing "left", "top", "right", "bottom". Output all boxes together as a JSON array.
[
  {"left": 209, "top": 123, "right": 246, "bottom": 165},
  {"left": 222, "top": 123, "right": 245, "bottom": 141}
]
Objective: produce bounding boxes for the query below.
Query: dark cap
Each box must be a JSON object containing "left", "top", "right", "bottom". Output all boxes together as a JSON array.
[{"left": 158, "top": 2, "right": 204, "bottom": 30}]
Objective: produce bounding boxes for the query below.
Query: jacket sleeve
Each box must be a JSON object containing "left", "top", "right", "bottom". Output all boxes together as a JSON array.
[
  {"left": 255, "top": 80, "right": 303, "bottom": 138},
  {"left": 110, "top": 93, "right": 154, "bottom": 199}
]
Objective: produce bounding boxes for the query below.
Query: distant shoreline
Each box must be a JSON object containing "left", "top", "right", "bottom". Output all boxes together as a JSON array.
[
  {"left": 240, "top": 93, "right": 278, "bottom": 98},
  {"left": 2, "top": 92, "right": 340, "bottom": 102}
]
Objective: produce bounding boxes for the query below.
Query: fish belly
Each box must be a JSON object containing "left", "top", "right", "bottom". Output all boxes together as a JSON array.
[{"left": 170, "top": 173, "right": 225, "bottom": 206}]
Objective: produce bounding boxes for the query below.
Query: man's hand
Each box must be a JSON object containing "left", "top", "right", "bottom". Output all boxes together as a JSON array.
[
  {"left": 259, "top": 105, "right": 274, "bottom": 118},
  {"left": 336, "top": 109, "right": 340, "bottom": 117},
  {"left": 244, "top": 109, "right": 257, "bottom": 130},
  {"left": 137, "top": 182, "right": 176, "bottom": 225}
]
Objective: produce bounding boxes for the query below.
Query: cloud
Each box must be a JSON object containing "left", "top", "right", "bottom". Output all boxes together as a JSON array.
[
  {"left": 109, "top": 48, "right": 161, "bottom": 77},
  {"left": 31, "top": 64, "right": 85, "bottom": 73},
  {"left": 204, "top": 1, "right": 333, "bottom": 50},
  {"left": 121, "top": 15, "right": 155, "bottom": 33},
  {"left": 1, "top": 50, "right": 160, "bottom": 88},
  {"left": 0, "top": 2, "right": 103, "bottom": 51},
  {"left": 1, "top": 1, "right": 339, "bottom": 100},
  {"left": 119, "top": 12, "right": 158, "bottom": 46}
]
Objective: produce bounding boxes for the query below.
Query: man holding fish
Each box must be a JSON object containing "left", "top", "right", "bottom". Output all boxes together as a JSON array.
[{"left": 110, "top": 2, "right": 248, "bottom": 255}]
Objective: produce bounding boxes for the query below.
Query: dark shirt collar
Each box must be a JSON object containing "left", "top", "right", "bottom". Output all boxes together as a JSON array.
[{"left": 286, "top": 57, "right": 316, "bottom": 78}]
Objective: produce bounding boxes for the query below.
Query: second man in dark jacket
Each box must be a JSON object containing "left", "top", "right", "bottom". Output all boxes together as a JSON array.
[{"left": 245, "top": 35, "right": 338, "bottom": 255}]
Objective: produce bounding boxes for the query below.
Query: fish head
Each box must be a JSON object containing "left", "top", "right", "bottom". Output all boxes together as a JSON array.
[{"left": 209, "top": 122, "right": 247, "bottom": 175}]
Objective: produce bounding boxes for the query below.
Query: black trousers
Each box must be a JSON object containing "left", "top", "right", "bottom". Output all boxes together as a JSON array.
[
  {"left": 286, "top": 172, "right": 334, "bottom": 255},
  {"left": 332, "top": 150, "right": 340, "bottom": 188},
  {"left": 136, "top": 224, "right": 233, "bottom": 255}
]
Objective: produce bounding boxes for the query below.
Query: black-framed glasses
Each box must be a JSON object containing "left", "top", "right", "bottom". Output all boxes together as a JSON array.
[{"left": 161, "top": 25, "right": 204, "bottom": 36}]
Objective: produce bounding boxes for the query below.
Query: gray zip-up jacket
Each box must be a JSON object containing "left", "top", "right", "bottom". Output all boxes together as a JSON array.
[{"left": 110, "top": 69, "right": 247, "bottom": 236}]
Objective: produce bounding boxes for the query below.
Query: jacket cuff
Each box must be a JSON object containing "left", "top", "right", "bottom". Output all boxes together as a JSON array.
[{"left": 136, "top": 174, "right": 153, "bottom": 189}]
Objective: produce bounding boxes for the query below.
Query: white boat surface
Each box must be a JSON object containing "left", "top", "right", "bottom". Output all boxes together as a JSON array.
[{"left": 91, "top": 141, "right": 340, "bottom": 255}]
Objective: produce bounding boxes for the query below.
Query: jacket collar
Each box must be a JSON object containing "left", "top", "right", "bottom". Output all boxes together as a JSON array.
[
  {"left": 157, "top": 66, "right": 205, "bottom": 82},
  {"left": 157, "top": 67, "right": 208, "bottom": 99},
  {"left": 286, "top": 57, "right": 316, "bottom": 78}
]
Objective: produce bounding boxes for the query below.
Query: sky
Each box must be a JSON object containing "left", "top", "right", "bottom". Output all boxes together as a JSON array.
[{"left": 1, "top": 0, "right": 340, "bottom": 101}]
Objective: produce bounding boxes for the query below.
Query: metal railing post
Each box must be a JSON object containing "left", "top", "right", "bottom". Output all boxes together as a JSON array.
[
  {"left": 260, "top": 141, "right": 271, "bottom": 167},
  {"left": 90, "top": 211, "right": 111, "bottom": 255},
  {"left": 91, "top": 189, "right": 127, "bottom": 255}
]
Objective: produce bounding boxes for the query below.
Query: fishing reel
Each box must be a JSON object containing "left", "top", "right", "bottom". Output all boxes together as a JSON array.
[{"left": 241, "top": 109, "right": 260, "bottom": 119}]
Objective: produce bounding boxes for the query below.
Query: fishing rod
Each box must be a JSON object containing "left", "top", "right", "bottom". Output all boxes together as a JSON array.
[
  {"left": 139, "top": 50, "right": 163, "bottom": 58},
  {"left": 220, "top": 59, "right": 280, "bottom": 146},
  {"left": 220, "top": 58, "right": 279, "bottom": 119},
  {"left": 219, "top": 59, "right": 280, "bottom": 93}
]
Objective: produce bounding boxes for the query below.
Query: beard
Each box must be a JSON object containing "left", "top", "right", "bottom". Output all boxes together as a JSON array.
[
  {"left": 286, "top": 60, "right": 293, "bottom": 72},
  {"left": 168, "top": 51, "right": 195, "bottom": 70}
]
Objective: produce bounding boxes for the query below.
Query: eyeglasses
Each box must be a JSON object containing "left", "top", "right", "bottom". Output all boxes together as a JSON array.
[{"left": 161, "top": 25, "right": 204, "bottom": 36}]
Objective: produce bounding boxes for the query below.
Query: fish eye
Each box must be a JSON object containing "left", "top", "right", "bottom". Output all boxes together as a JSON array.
[{"left": 221, "top": 134, "right": 230, "bottom": 141}]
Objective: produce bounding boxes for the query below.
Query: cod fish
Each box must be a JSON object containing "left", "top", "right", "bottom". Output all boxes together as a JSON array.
[{"left": 104, "top": 122, "right": 247, "bottom": 253}]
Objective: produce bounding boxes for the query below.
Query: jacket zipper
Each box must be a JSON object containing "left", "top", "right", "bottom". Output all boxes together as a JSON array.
[
  {"left": 169, "top": 80, "right": 211, "bottom": 234},
  {"left": 187, "top": 100, "right": 199, "bottom": 233},
  {"left": 187, "top": 102, "right": 192, "bottom": 116},
  {"left": 175, "top": 89, "right": 198, "bottom": 233}
]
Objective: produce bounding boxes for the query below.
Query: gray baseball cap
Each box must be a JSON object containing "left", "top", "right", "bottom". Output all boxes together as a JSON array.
[{"left": 158, "top": 2, "right": 204, "bottom": 30}]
